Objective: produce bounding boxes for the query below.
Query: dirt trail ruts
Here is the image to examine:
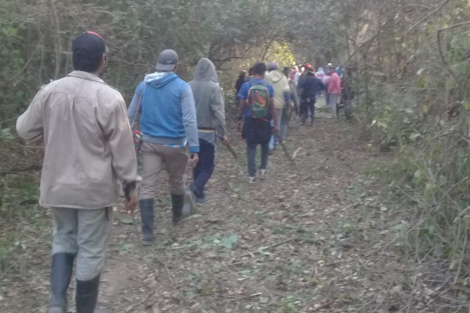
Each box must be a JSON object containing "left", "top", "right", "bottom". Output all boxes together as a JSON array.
[{"left": 2, "top": 111, "right": 445, "bottom": 313}]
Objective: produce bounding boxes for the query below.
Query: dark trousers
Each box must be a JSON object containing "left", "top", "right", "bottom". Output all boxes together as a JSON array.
[
  {"left": 301, "top": 98, "right": 316, "bottom": 123},
  {"left": 193, "top": 139, "right": 215, "bottom": 198},
  {"left": 247, "top": 142, "right": 269, "bottom": 177}
]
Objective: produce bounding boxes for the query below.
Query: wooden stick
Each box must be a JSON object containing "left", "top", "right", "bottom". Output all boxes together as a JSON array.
[
  {"left": 131, "top": 213, "right": 145, "bottom": 260},
  {"left": 226, "top": 292, "right": 263, "bottom": 302},
  {"left": 125, "top": 291, "right": 157, "bottom": 313},
  {"left": 292, "top": 147, "right": 302, "bottom": 160}
]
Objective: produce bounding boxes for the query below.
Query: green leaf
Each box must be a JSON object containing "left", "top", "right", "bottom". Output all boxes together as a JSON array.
[
  {"left": 186, "top": 291, "right": 196, "bottom": 300},
  {"left": 229, "top": 234, "right": 239, "bottom": 244},
  {"left": 222, "top": 237, "right": 233, "bottom": 249},
  {"left": 409, "top": 133, "right": 421, "bottom": 141},
  {"left": 259, "top": 296, "right": 269, "bottom": 303},
  {"left": 120, "top": 218, "right": 133, "bottom": 225}
]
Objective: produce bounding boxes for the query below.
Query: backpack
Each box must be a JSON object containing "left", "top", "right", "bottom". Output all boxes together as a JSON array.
[{"left": 247, "top": 81, "right": 270, "bottom": 119}]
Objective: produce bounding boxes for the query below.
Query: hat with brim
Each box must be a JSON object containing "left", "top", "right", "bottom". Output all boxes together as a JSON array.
[{"left": 156, "top": 49, "right": 178, "bottom": 71}]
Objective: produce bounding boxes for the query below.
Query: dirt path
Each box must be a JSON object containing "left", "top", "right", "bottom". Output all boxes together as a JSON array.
[{"left": 2, "top": 111, "right": 445, "bottom": 313}]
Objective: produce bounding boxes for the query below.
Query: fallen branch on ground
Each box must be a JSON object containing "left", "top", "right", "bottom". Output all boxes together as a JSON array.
[
  {"left": 0, "top": 164, "right": 42, "bottom": 176},
  {"left": 124, "top": 291, "right": 157, "bottom": 313},
  {"left": 233, "top": 237, "right": 322, "bottom": 260},
  {"left": 226, "top": 292, "right": 262, "bottom": 302},
  {"left": 292, "top": 147, "right": 302, "bottom": 160}
]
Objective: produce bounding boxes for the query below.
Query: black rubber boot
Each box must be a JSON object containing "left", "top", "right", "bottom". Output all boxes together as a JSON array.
[
  {"left": 171, "top": 194, "right": 185, "bottom": 226},
  {"left": 49, "top": 253, "right": 75, "bottom": 313},
  {"left": 76, "top": 275, "right": 100, "bottom": 313},
  {"left": 139, "top": 198, "right": 155, "bottom": 245}
]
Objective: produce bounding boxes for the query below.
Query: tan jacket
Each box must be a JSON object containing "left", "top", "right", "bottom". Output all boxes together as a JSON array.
[
  {"left": 16, "top": 71, "right": 137, "bottom": 209},
  {"left": 265, "top": 70, "right": 290, "bottom": 109}
]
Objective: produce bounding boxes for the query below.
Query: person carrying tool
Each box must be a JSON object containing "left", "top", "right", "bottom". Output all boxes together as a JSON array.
[
  {"left": 128, "top": 49, "right": 199, "bottom": 245},
  {"left": 189, "top": 58, "right": 228, "bottom": 204},
  {"left": 237, "top": 62, "right": 278, "bottom": 183},
  {"left": 16, "top": 31, "right": 138, "bottom": 313}
]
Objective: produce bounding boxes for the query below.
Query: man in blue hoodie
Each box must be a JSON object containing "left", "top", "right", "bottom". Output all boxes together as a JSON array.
[{"left": 128, "top": 49, "right": 199, "bottom": 245}]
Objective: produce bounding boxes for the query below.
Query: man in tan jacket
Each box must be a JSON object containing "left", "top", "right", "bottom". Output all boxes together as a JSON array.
[{"left": 16, "top": 31, "right": 138, "bottom": 313}]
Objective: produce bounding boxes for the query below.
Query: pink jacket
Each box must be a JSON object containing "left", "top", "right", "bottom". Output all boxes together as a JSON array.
[{"left": 328, "top": 72, "right": 342, "bottom": 94}]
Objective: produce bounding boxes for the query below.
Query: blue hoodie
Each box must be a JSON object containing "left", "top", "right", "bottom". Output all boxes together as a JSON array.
[{"left": 128, "top": 72, "right": 199, "bottom": 153}]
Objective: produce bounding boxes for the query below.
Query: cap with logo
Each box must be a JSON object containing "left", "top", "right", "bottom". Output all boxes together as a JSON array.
[
  {"left": 72, "top": 31, "right": 108, "bottom": 58},
  {"left": 156, "top": 49, "right": 178, "bottom": 71}
]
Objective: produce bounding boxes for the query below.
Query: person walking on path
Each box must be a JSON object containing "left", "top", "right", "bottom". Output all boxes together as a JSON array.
[
  {"left": 16, "top": 31, "right": 138, "bottom": 313},
  {"left": 327, "top": 65, "right": 342, "bottom": 118},
  {"left": 299, "top": 68, "right": 326, "bottom": 125},
  {"left": 265, "top": 62, "right": 290, "bottom": 152},
  {"left": 235, "top": 70, "right": 247, "bottom": 95},
  {"left": 189, "top": 58, "right": 228, "bottom": 204},
  {"left": 237, "top": 62, "right": 278, "bottom": 183},
  {"left": 235, "top": 70, "right": 247, "bottom": 107},
  {"left": 128, "top": 49, "right": 199, "bottom": 245},
  {"left": 316, "top": 67, "right": 325, "bottom": 80},
  {"left": 281, "top": 66, "right": 299, "bottom": 137}
]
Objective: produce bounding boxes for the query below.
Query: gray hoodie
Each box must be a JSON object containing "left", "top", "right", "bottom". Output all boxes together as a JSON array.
[{"left": 189, "top": 58, "right": 226, "bottom": 139}]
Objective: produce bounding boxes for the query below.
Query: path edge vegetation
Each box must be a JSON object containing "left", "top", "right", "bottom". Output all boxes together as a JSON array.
[{"left": 1, "top": 0, "right": 470, "bottom": 308}]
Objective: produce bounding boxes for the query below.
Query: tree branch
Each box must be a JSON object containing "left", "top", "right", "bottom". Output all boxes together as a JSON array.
[
  {"left": 437, "top": 21, "right": 470, "bottom": 83},
  {"left": 407, "top": 0, "right": 451, "bottom": 33},
  {"left": 0, "top": 164, "right": 42, "bottom": 176}
]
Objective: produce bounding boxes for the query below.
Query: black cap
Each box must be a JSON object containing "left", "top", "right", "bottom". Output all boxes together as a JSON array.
[
  {"left": 72, "top": 31, "right": 108, "bottom": 58},
  {"left": 156, "top": 49, "right": 178, "bottom": 71}
]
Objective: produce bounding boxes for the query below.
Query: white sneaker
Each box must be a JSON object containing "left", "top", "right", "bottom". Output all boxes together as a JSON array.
[
  {"left": 260, "top": 169, "right": 267, "bottom": 179},
  {"left": 249, "top": 176, "right": 256, "bottom": 184}
]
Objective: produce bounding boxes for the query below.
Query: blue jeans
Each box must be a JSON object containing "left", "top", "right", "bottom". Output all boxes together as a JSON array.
[
  {"left": 193, "top": 139, "right": 215, "bottom": 198},
  {"left": 269, "top": 108, "right": 283, "bottom": 150}
]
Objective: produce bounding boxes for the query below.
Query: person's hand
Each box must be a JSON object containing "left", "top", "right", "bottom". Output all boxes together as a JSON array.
[
  {"left": 237, "top": 121, "right": 242, "bottom": 133},
  {"left": 286, "top": 108, "right": 292, "bottom": 117},
  {"left": 273, "top": 124, "right": 279, "bottom": 134},
  {"left": 221, "top": 136, "right": 229, "bottom": 145},
  {"left": 188, "top": 153, "right": 199, "bottom": 168},
  {"left": 125, "top": 193, "right": 138, "bottom": 215}
]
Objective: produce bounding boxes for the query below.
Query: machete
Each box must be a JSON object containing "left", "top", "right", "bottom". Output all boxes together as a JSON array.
[{"left": 276, "top": 135, "right": 295, "bottom": 165}]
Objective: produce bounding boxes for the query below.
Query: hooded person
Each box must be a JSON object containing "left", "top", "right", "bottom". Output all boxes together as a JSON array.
[
  {"left": 128, "top": 49, "right": 200, "bottom": 245},
  {"left": 189, "top": 58, "right": 228, "bottom": 204},
  {"left": 265, "top": 62, "right": 290, "bottom": 152},
  {"left": 282, "top": 67, "right": 300, "bottom": 137}
]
